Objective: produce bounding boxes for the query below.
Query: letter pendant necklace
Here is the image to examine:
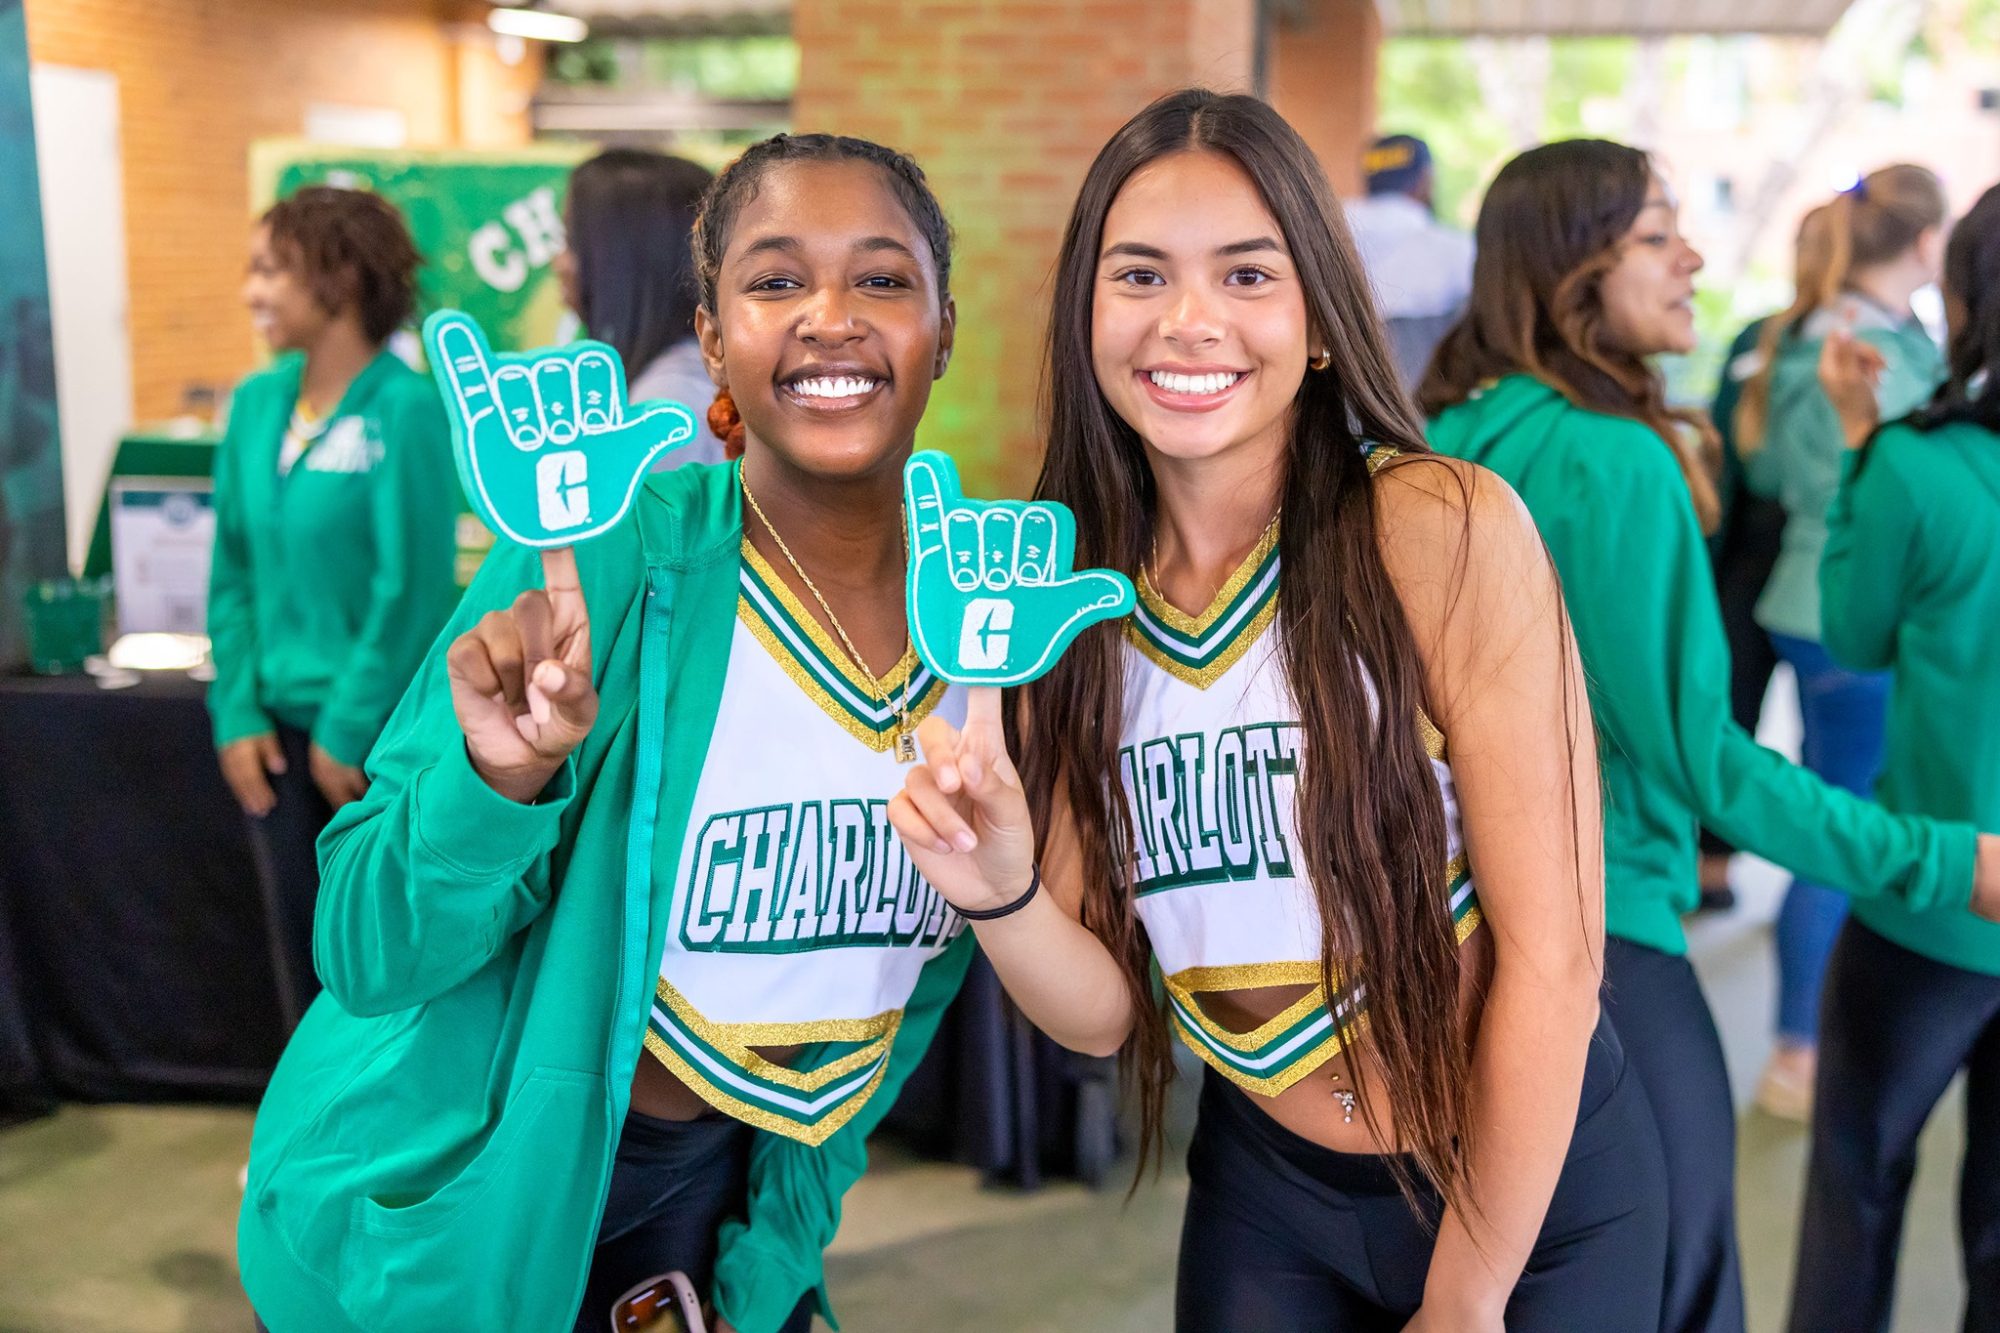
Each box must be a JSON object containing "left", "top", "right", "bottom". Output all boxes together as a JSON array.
[{"left": 742, "top": 475, "right": 916, "bottom": 762}]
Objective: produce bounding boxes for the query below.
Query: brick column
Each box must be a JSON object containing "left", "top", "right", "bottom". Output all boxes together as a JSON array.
[
  {"left": 1268, "top": 0, "right": 1381, "bottom": 199},
  {"left": 793, "top": 0, "right": 1258, "bottom": 497}
]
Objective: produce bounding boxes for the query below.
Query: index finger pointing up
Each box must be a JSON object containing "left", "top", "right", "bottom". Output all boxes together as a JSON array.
[
  {"left": 904, "top": 453, "right": 951, "bottom": 562},
  {"left": 539, "top": 545, "right": 587, "bottom": 628},
  {"left": 425, "top": 312, "right": 500, "bottom": 434}
]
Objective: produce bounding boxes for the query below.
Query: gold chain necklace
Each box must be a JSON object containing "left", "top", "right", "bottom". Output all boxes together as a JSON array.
[
  {"left": 741, "top": 473, "right": 917, "bottom": 763},
  {"left": 1143, "top": 509, "right": 1281, "bottom": 612}
]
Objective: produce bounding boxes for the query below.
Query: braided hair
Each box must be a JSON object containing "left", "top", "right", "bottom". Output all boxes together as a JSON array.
[
  {"left": 689, "top": 133, "right": 954, "bottom": 459},
  {"left": 1909, "top": 182, "right": 2000, "bottom": 438}
]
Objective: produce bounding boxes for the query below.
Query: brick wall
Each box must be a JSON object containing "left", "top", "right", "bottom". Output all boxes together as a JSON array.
[
  {"left": 24, "top": 0, "right": 539, "bottom": 422},
  {"left": 792, "top": 0, "right": 1258, "bottom": 497},
  {"left": 1269, "top": 0, "right": 1380, "bottom": 199}
]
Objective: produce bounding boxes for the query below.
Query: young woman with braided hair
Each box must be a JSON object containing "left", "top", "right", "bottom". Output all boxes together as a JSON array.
[{"left": 238, "top": 133, "right": 975, "bottom": 1333}]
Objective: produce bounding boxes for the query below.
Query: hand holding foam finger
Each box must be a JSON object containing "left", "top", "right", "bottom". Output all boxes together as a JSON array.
[
  {"left": 903, "top": 451, "right": 1135, "bottom": 686},
  {"left": 889, "top": 687, "right": 1038, "bottom": 915},
  {"left": 424, "top": 310, "right": 700, "bottom": 549}
]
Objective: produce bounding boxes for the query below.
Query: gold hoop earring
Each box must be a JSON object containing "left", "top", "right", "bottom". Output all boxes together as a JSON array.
[{"left": 1309, "top": 349, "right": 1332, "bottom": 371}]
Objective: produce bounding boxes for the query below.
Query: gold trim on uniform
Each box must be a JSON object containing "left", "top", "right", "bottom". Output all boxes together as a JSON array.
[
  {"left": 741, "top": 539, "right": 929, "bottom": 695},
  {"left": 737, "top": 541, "right": 947, "bottom": 752},
  {"left": 1134, "top": 522, "right": 1281, "bottom": 637},
  {"left": 1364, "top": 444, "right": 1403, "bottom": 475},
  {"left": 641, "top": 1031, "right": 890, "bottom": 1146},
  {"left": 1162, "top": 961, "right": 1341, "bottom": 1052},
  {"left": 652, "top": 975, "right": 901, "bottom": 1093},
  {"left": 1124, "top": 598, "right": 1280, "bottom": 692},
  {"left": 1417, "top": 708, "right": 1446, "bottom": 760}
]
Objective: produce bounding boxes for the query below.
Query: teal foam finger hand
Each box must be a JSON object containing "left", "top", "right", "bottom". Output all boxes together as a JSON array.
[
  {"left": 422, "top": 309, "right": 699, "bottom": 550},
  {"left": 902, "top": 450, "right": 1135, "bottom": 686}
]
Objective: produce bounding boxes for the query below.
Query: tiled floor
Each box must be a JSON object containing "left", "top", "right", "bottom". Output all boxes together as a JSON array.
[
  {"left": 0, "top": 863, "right": 1971, "bottom": 1333},
  {"left": 0, "top": 676, "right": 1976, "bottom": 1331}
]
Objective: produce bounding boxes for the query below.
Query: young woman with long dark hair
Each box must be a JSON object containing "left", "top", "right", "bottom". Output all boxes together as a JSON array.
[
  {"left": 208, "top": 185, "right": 461, "bottom": 1027},
  {"left": 555, "top": 147, "right": 729, "bottom": 464},
  {"left": 238, "top": 134, "right": 973, "bottom": 1333},
  {"left": 1419, "top": 139, "right": 2000, "bottom": 1333},
  {"left": 1788, "top": 180, "right": 2000, "bottom": 1333},
  {"left": 1734, "top": 164, "right": 1948, "bottom": 1118},
  {"left": 888, "top": 89, "right": 1666, "bottom": 1332}
]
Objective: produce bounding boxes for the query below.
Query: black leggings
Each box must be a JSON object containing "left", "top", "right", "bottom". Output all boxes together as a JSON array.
[
  {"left": 1175, "top": 1016, "right": 1667, "bottom": 1332},
  {"left": 572, "top": 1108, "right": 816, "bottom": 1333},
  {"left": 1602, "top": 937, "right": 1747, "bottom": 1333},
  {"left": 245, "top": 723, "right": 333, "bottom": 1030},
  {"left": 1788, "top": 920, "right": 2000, "bottom": 1333}
]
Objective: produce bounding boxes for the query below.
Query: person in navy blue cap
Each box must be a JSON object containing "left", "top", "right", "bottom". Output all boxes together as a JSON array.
[{"left": 1344, "top": 133, "right": 1475, "bottom": 389}]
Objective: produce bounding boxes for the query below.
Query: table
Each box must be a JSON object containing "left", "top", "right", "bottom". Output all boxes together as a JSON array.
[
  {"left": 0, "top": 671, "right": 1119, "bottom": 1186},
  {"left": 0, "top": 670, "right": 286, "bottom": 1110}
]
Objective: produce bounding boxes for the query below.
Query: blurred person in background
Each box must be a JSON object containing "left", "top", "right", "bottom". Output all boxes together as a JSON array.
[
  {"left": 1344, "top": 133, "right": 1475, "bottom": 390},
  {"left": 556, "top": 147, "right": 730, "bottom": 463},
  {"left": 1733, "top": 164, "right": 1947, "bottom": 1121},
  {"left": 1789, "top": 181, "right": 2000, "bottom": 1333},
  {"left": 1695, "top": 205, "right": 1833, "bottom": 914},
  {"left": 1422, "top": 139, "right": 1999, "bottom": 1333},
  {"left": 207, "top": 185, "right": 462, "bottom": 1028}
]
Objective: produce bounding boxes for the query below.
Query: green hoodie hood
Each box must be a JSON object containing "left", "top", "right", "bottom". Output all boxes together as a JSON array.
[
  {"left": 1822, "top": 418, "right": 2000, "bottom": 974},
  {"left": 1428, "top": 373, "right": 1974, "bottom": 957}
]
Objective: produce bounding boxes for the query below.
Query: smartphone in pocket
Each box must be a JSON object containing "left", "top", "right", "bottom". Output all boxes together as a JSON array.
[{"left": 609, "top": 1271, "right": 706, "bottom": 1333}]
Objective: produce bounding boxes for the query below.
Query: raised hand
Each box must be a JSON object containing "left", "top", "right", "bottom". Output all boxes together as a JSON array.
[
  {"left": 1818, "top": 326, "right": 1888, "bottom": 450},
  {"left": 903, "top": 451, "right": 1133, "bottom": 687},
  {"left": 444, "top": 546, "right": 599, "bottom": 803},
  {"left": 887, "top": 688, "right": 1038, "bottom": 915},
  {"left": 424, "top": 310, "right": 698, "bottom": 548}
]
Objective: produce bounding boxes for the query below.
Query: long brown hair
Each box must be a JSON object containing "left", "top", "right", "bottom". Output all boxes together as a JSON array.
[
  {"left": 1416, "top": 139, "right": 1721, "bottom": 528},
  {"left": 1023, "top": 88, "right": 1476, "bottom": 1211},
  {"left": 1734, "top": 163, "right": 1945, "bottom": 451}
]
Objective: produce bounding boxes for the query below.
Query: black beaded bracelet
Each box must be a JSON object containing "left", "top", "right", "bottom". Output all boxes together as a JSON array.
[{"left": 956, "top": 867, "right": 1042, "bottom": 922}]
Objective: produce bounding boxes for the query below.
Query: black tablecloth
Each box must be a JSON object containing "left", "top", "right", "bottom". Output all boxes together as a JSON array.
[
  {"left": 0, "top": 671, "right": 1117, "bottom": 1184},
  {"left": 0, "top": 671, "right": 287, "bottom": 1109}
]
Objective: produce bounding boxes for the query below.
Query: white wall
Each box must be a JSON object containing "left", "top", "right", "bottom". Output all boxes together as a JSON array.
[{"left": 31, "top": 63, "right": 131, "bottom": 574}]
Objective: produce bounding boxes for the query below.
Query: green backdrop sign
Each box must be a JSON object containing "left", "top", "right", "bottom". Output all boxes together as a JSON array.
[
  {"left": 0, "top": 0, "right": 65, "bottom": 666},
  {"left": 250, "top": 141, "right": 589, "bottom": 355}
]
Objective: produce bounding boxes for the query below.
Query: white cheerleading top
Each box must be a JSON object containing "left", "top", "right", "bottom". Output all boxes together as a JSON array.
[
  {"left": 1121, "top": 516, "right": 1482, "bottom": 1098},
  {"left": 645, "top": 540, "right": 967, "bottom": 1144}
]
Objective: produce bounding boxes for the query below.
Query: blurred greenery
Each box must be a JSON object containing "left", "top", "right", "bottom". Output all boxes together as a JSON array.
[
  {"left": 1377, "top": 37, "right": 1637, "bottom": 228},
  {"left": 545, "top": 35, "right": 799, "bottom": 102},
  {"left": 1378, "top": 35, "right": 1763, "bottom": 405}
]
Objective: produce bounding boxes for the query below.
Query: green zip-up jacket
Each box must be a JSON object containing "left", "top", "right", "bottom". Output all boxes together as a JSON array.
[
  {"left": 1823, "top": 419, "right": 2000, "bottom": 975},
  {"left": 1427, "top": 374, "right": 1975, "bottom": 955},
  {"left": 1747, "top": 306, "right": 1941, "bottom": 642},
  {"left": 236, "top": 461, "right": 975, "bottom": 1333},
  {"left": 207, "top": 350, "right": 463, "bottom": 765}
]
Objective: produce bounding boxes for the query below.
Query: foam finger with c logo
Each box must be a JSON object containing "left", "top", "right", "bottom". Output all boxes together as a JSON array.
[
  {"left": 1014, "top": 507, "right": 1060, "bottom": 586},
  {"left": 943, "top": 506, "right": 983, "bottom": 592},
  {"left": 979, "top": 508, "right": 1021, "bottom": 591},
  {"left": 493, "top": 363, "right": 543, "bottom": 450},
  {"left": 533, "top": 358, "right": 581, "bottom": 446},
  {"left": 573, "top": 348, "right": 623, "bottom": 432}
]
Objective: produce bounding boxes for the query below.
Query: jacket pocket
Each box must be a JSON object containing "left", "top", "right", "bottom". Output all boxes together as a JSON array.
[{"left": 336, "top": 1068, "right": 606, "bottom": 1332}]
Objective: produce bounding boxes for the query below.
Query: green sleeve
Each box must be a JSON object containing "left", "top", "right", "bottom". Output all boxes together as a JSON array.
[
  {"left": 313, "top": 542, "right": 572, "bottom": 1018},
  {"left": 312, "top": 387, "right": 465, "bottom": 767},
  {"left": 1554, "top": 431, "right": 1975, "bottom": 913},
  {"left": 1820, "top": 443, "right": 1919, "bottom": 671},
  {"left": 711, "top": 933, "right": 978, "bottom": 1333},
  {"left": 205, "top": 401, "right": 270, "bottom": 748}
]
